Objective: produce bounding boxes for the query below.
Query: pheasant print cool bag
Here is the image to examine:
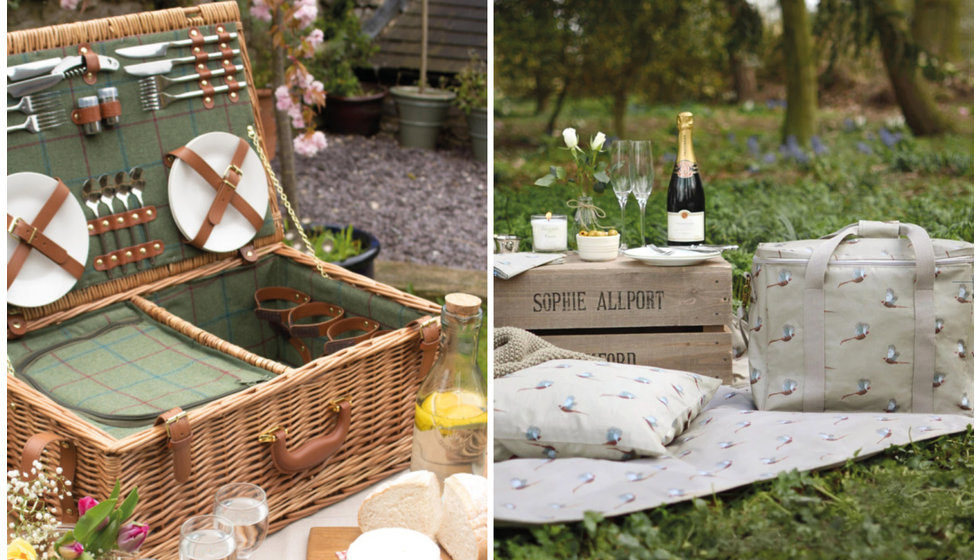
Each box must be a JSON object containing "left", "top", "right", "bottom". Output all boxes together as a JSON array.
[{"left": 748, "top": 221, "right": 973, "bottom": 414}]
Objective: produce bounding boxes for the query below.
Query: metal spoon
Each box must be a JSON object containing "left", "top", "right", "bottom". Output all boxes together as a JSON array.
[{"left": 114, "top": 171, "right": 131, "bottom": 210}]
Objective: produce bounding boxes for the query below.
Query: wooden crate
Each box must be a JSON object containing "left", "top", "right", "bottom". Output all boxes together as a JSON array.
[{"left": 495, "top": 254, "right": 733, "bottom": 381}]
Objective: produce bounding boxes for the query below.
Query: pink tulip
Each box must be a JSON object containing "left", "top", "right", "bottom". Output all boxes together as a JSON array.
[
  {"left": 58, "top": 541, "right": 84, "bottom": 560},
  {"left": 77, "top": 496, "right": 98, "bottom": 516},
  {"left": 116, "top": 523, "right": 150, "bottom": 553}
]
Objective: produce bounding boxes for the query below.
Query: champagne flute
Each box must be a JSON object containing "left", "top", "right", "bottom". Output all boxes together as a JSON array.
[
  {"left": 179, "top": 515, "right": 237, "bottom": 560},
  {"left": 630, "top": 140, "right": 654, "bottom": 247},
  {"left": 214, "top": 483, "right": 269, "bottom": 559},
  {"left": 609, "top": 140, "right": 632, "bottom": 250}
]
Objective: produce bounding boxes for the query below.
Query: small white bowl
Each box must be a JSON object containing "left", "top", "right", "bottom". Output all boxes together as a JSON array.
[{"left": 576, "top": 233, "right": 620, "bottom": 262}]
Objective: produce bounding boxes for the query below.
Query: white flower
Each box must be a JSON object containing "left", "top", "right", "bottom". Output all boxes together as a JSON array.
[
  {"left": 562, "top": 127, "right": 579, "bottom": 150},
  {"left": 590, "top": 131, "right": 606, "bottom": 151}
]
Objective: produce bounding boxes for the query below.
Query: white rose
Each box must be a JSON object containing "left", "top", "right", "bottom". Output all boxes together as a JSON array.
[
  {"left": 562, "top": 127, "right": 578, "bottom": 149},
  {"left": 590, "top": 131, "right": 606, "bottom": 151}
]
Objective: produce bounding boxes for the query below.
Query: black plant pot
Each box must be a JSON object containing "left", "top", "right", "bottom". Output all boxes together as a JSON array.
[
  {"left": 320, "top": 224, "right": 381, "bottom": 278},
  {"left": 318, "top": 84, "right": 388, "bottom": 136}
]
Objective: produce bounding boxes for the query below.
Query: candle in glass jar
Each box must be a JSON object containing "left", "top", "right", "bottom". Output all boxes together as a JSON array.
[{"left": 530, "top": 213, "right": 567, "bottom": 252}]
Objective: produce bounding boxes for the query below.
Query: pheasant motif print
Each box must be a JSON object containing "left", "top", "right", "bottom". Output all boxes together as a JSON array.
[
  {"left": 767, "top": 269, "right": 792, "bottom": 288},
  {"left": 935, "top": 318, "right": 944, "bottom": 334},
  {"left": 841, "top": 379, "right": 871, "bottom": 399},
  {"left": 525, "top": 426, "right": 542, "bottom": 441},
  {"left": 768, "top": 379, "right": 797, "bottom": 398},
  {"left": 883, "top": 398, "right": 899, "bottom": 412},
  {"left": 883, "top": 345, "right": 910, "bottom": 365},
  {"left": 838, "top": 268, "right": 867, "bottom": 287},
  {"left": 750, "top": 369, "right": 762, "bottom": 384},
  {"left": 958, "top": 394, "right": 971, "bottom": 411},
  {"left": 932, "top": 373, "right": 945, "bottom": 388},
  {"left": 881, "top": 288, "right": 908, "bottom": 308},
  {"left": 840, "top": 323, "right": 870, "bottom": 344},
  {"left": 876, "top": 428, "right": 892, "bottom": 444},
  {"left": 954, "top": 285, "right": 972, "bottom": 303},
  {"left": 558, "top": 396, "right": 588, "bottom": 415},
  {"left": 769, "top": 325, "right": 796, "bottom": 345},
  {"left": 518, "top": 380, "right": 553, "bottom": 392},
  {"left": 750, "top": 316, "right": 763, "bottom": 332},
  {"left": 954, "top": 340, "right": 967, "bottom": 358},
  {"left": 600, "top": 391, "right": 637, "bottom": 400},
  {"left": 572, "top": 472, "right": 596, "bottom": 493}
]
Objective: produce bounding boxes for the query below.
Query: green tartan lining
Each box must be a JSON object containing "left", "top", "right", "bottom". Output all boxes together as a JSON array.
[
  {"left": 7, "top": 22, "right": 276, "bottom": 292},
  {"left": 146, "top": 254, "right": 427, "bottom": 367},
  {"left": 8, "top": 302, "right": 276, "bottom": 439}
]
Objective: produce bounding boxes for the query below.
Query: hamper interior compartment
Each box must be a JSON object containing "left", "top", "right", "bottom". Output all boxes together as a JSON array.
[
  {"left": 145, "top": 253, "right": 427, "bottom": 367},
  {"left": 7, "top": 301, "right": 278, "bottom": 438}
]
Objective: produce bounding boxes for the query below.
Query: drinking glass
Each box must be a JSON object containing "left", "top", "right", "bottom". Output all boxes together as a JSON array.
[
  {"left": 630, "top": 140, "right": 654, "bottom": 247},
  {"left": 179, "top": 515, "right": 237, "bottom": 560},
  {"left": 213, "top": 483, "right": 269, "bottom": 559},
  {"left": 609, "top": 140, "right": 632, "bottom": 250}
]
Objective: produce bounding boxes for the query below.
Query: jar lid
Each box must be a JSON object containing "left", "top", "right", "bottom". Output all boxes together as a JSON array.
[{"left": 445, "top": 293, "right": 482, "bottom": 315}]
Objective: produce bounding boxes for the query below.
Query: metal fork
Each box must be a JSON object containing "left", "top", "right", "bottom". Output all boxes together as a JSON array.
[
  {"left": 646, "top": 244, "right": 674, "bottom": 255},
  {"left": 140, "top": 80, "right": 247, "bottom": 112},
  {"left": 7, "top": 110, "right": 66, "bottom": 134},
  {"left": 138, "top": 64, "right": 243, "bottom": 96},
  {"left": 7, "top": 92, "right": 61, "bottom": 115}
]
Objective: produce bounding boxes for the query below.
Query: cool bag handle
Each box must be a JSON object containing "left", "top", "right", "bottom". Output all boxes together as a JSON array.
[
  {"left": 21, "top": 432, "right": 79, "bottom": 522},
  {"left": 803, "top": 220, "right": 936, "bottom": 413},
  {"left": 259, "top": 399, "right": 351, "bottom": 474}
]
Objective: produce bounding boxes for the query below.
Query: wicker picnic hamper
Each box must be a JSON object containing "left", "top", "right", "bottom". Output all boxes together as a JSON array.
[{"left": 6, "top": 4, "right": 444, "bottom": 559}]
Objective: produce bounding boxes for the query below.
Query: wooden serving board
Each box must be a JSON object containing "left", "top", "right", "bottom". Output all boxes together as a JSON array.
[{"left": 307, "top": 527, "right": 451, "bottom": 560}]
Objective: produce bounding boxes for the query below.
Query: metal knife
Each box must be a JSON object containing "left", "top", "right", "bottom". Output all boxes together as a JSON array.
[
  {"left": 7, "top": 57, "right": 63, "bottom": 82},
  {"left": 687, "top": 244, "right": 739, "bottom": 253},
  {"left": 123, "top": 49, "right": 242, "bottom": 77},
  {"left": 115, "top": 33, "right": 239, "bottom": 58},
  {"left": 7, "top": 55, "right": 120, "bottom": 98}
]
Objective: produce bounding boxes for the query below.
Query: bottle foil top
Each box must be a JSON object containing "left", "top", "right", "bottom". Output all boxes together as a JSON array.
[{"left": 677, "top": 112, "right": 694, "bottom": 130}]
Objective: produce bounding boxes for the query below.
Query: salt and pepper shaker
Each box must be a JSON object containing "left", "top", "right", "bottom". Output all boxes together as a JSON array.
[
  {"left": 97, "top": 87, "right": 120, "bottom": 127},
  {"left": 76, "top": 96, "right": 102, "bottom": 135}
]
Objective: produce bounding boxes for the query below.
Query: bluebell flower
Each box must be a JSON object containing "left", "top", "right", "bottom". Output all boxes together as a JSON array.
[
  {"left": 810, "top": 135, "right": 828, "bottom": 155},
  {"left": 785, "top": 135, "right": 800, "bottom": 151},
  {"left": 763, "top": 153, "right": 777, "bottom": 164},
  {"left": 727, "top": 132, "right": 736, "bottom": 144},
  {"left": 843, "top": 117, "right": 856, "bottom": 132},
  {"left": 856, "top": 141, "right": 872, "bottom": 155},
  {"left": 878, "top": 127, "right": 898, "bottom": 148},
  {"left": 746, "top": 135, "right": 760, "bottom": 156}
]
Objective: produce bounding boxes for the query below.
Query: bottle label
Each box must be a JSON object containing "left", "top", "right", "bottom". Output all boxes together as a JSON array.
[
  {"left": 667, "top": 210, "right": 704, "bottom": 242},
  {"left": 676, "top": 160, "right": 695, "bottom": 179}
]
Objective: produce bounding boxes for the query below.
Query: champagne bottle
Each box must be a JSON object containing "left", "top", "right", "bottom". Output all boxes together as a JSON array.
[
  {"left": 411, "top": 293, "right": 487, "bottom": 481},
  {"left": 667, "top": 112, "right": 705, "bottom": 246}
]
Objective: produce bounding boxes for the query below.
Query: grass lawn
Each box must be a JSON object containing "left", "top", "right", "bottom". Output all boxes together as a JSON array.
[{"left": 492, "top": 98, "right": 974, "bottom": 558}]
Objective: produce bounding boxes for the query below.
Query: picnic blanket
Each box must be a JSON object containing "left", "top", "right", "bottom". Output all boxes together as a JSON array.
[{"left": 493, "top": 329, "right": 973, "bottom": 524}]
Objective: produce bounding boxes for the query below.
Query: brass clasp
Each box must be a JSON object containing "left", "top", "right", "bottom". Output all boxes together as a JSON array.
[{"left": 258, "top": 425, "right": 286, "bottom": 443}]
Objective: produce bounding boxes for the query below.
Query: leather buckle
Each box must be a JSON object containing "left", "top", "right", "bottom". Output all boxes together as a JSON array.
[
  {"left": 164, "top": 410, "right": 188, "bottom": 439},
  {"left": 258, "top": 425, "right": 287, "bottom": 443},
  {"left": 7, "top": 217, "right": 37, "bottom": 244},
  {"left": 418, "top": 316, "right": 439, "bottom": 338},
  {"left": 222, "top": 163, "right": 243, "bottom": 189}
]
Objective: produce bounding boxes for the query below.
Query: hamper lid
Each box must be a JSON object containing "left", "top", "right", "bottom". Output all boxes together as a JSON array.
[{"left": 754, "top": 236, "right": 974, "bottom": 262}]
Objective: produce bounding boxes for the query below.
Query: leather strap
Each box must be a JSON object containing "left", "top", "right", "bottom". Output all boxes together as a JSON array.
[
  {"left": 8, "top": 314, "right": 27, "bottom": 339},
  {"left": 78, "top": 43, "right": 99, "bottom": 85},
  {"left": 88, "top": 206, "right": 157, "bottom": 236},
  {"left": 93, "top": 240, "right": 165, "bottom": 271},
  {"left": 71, "top": 105, "right": 102, "bottom": 125},
  {"left": 254, "top": 287, "right": 310, "bottom": 324},
  {"left": 188, "top": 27, "right": 205, "bottom": 46},
  {"left": 165, "top": 138, "right": 264, "bottom": 249},
  {"left": 99, "top": 99, "right": 122, "bottom": 119},
  {"left": 322, "top": 317, "right": 381, "bottom": 356},
  {"left": 21, "top": 433, "right": 79, "bottom": 522},
  {"left": 287, "top": 301, "right": 344, "bottom": 338},
  {"left": 803, "top": 221, "right": 936, "bottom": 413},
  {"left": 154, "top": 408, "right": 192, "bottom": 483},
  {"left": 200, "top": 80, "right": 216, "bottom": 109},
  {"left": 7, "top": 179, "right": 84, "bottom": 288},
  {"left": 414, "top": 316, "right": 440, "bottom": 378}
]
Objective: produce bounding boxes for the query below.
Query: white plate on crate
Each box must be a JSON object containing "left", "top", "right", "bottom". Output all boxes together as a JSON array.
[
  {"left": 623, "top": 246, "right": 722, "bottom": 267},
  {"left": 7, "top": 172, "right": 90, "bottom": 308},
  {"left": 168, "top": 131, "right": 268, "bottom": 253}
]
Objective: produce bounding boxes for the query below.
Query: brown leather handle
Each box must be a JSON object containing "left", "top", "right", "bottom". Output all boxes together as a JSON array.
[
  {"left": 21, "top": 433, "right": 79, "bottom": 522},
  {"left": 264, "top": 400, "right": 351, "bottom": 474}
]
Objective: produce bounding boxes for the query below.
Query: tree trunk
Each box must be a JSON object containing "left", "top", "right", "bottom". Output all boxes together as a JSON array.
[
  {"left": 911, "top": 0, "right": 961, "bottom": 63},
  {"left": 611, "top": 88, "right": 628, "bottom": 139},
  {"left": 729, "top": 52, "right": 758, "bottom": 102},
  {"left": 779, "top": 0, "right": 818, "bottom": 143},
  {"left": 872, "top": 0, "right": 953, "bottom": 136},
  {"left": 273, "top": 9, "right": 298, "bottom": 208},
  {"left": 545, "top": 79, "right": 570, "bottom": 137},
  {"left": 533, "top": 74, "right": 550, "bottom": 115}
]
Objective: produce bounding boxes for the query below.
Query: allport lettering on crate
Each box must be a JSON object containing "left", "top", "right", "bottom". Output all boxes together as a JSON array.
[
  {"left": 595, "top": 290, "right": 664, "bottom": 311},
  {"left": 532, "top": 291, "right": 588, "bottom": 312},
  {"left": 592, "top": 352, "right": 637, "bottom": 364}
]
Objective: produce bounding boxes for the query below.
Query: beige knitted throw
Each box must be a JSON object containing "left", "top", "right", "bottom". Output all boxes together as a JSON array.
[{"left": 493, "top": 327, "right": 595, "bottom": 378}]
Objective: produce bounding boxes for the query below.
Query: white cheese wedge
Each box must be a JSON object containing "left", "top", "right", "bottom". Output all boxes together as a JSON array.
[{"left": 347, "top": 527, "right": 440, "bottom": 560}]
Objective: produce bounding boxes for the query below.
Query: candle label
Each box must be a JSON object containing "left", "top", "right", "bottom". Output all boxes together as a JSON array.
[{"left": 531, "top": 290, "right": 665, "bottom": 313}]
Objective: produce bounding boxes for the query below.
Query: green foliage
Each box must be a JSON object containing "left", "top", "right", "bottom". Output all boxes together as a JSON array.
[
  {"left": 309, "top": 0, "right": 379, "bottom": 97},
  {"left": 310, "top": 225, "right": 364, "bottom": 262},
  {"left": 495, "top": 428, "right": 974, "bottom": 559},
  {"left": 450, "top": 53, "right": 488, "bottom": 115}
]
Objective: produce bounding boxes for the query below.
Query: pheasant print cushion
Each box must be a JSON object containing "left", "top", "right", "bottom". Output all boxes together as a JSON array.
[{"left": 494, "top": 360, "right": 722, "bottom": 461}]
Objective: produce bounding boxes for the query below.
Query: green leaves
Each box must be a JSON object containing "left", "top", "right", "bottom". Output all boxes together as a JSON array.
[{"left": 73, "top": 499, "right": 116, "bottom": 543}]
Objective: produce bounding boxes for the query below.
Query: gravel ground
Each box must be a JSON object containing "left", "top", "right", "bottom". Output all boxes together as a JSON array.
[{"left": 288, "top": 132, "right": 488, "bottom": 271}]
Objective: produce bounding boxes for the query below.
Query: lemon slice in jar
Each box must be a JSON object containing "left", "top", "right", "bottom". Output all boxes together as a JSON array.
[{"left": 415, "top": 391, "right": 487, "bottom": 431}]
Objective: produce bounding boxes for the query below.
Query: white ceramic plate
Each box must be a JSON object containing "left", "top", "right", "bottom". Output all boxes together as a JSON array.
[
  {"left": 168, "top": 131, "right": 268, "bottom": 253},
  {"left": 7, "top": 172, "right": 90, "bottom": 307},
  {"left": 623, "top": 246, "right": 722, "bottom": 267}
]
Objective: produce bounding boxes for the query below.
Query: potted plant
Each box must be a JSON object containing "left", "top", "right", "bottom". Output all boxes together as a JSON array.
[
  {"left": 311, "top": 1, "right": 387, "bottom": 136},
  {"left": 450, "top": 53, "right": 488, "bottom": 162},
  {"left": 390, "top": 0, "right": 456, "bottom": 149},
  {"left": 535, "top": 127, "right": 619, "bottom": 261},
  {"left": 285, "top": 224, "right": 382, "bottom": 278}
]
